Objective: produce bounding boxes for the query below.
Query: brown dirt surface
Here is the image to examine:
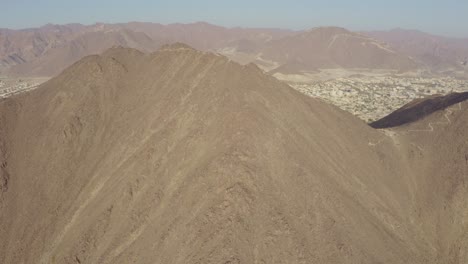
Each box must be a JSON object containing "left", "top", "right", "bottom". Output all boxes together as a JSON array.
[
  {"left": 0, "top": 45, "right": 467, "bottom": 264},
  {"left": 261, "top": 27, "right": 418, "bottom": 73},
  {"left": 365, "top": 29, "right": 468, "bottom": 72}
]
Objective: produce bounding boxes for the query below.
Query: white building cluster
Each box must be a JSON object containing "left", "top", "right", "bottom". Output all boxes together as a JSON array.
[
  {"left": 0, "top": 79, "right": 41, "bottom": 99},
  {"left": 291, "top": 76, "right": 468, "bottom": 122}
]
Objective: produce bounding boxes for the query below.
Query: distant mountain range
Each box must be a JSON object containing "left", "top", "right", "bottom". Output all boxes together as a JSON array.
[
  {"left": 365, "top": 28, "right": 468, "bottom": 72},
  {"left": 1, "top": 22, "right": 467, "bottom": 77},
  {"left": 260, "top": 27, "right": 418, "bottom": 73}
]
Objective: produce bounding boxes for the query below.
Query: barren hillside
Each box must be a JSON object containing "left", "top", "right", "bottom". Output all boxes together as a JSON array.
[
  {"left": 0, "top": 22, "right": 293, "bottom": 77},
  {"left": 119, "top": 21, "right": 294, "bottom": 51},
  {"left": 3, "top": 26, "right": 160, "bottom": 77},
  {"left": 0, "top": 45, "right": 466, "bottom": 264},
  {"left": 261, "top": 27, "right": 418, "bottom": 74},
  {"left": 366, "top": 29, "right": 468, "bottom": 71},
  {"left": 0, "top": 24, "right": 85, "bottom": 72}
]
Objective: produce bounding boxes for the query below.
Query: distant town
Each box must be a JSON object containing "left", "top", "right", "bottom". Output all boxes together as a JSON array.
[
  {"left": 291, "top": 76, "right": 468, "bottom": 122},
  {"left": 0, "top": 78, "right": 46, "bottom": 99}
]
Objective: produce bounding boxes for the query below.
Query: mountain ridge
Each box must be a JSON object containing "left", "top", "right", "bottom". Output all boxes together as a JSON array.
[
  {"left": 0, "top": 45, "right": 467, "bottom": 263},
  {"left": 365, "top": 28, "right": 468, "bottom": 72},
  {"left": 0, "top": 22, "right": 429, "bottom": 77},
  {"left": 259, "top": 26, "right": 418, "bottom": 72}
]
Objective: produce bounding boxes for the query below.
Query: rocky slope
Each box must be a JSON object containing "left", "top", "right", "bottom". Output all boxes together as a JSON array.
[
  {"left": 0, "top": 24, "right": 161, "bottom": 77},
  {"left": 0, "top": 22, "right": 293, "bottom": 77},
  {"left": 366, "top": 29, "right": 468, "bottom": 72},
  {"left": 118, "top": 21, "right": 294, "bottom": 51},
  {"left": 0, "top": 45, "right": 466, "bottom": 263},
  {"left": 7, "top": 28, "right": 160, "bottom": 77},
  {"left": 4, "top": 23, "right": 468, "bottom": 78},
  {"left": 260, "top": 27, "right": 418, "bottom": 73}
]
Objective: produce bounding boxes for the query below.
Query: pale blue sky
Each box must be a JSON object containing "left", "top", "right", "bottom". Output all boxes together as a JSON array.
[{"left": 1, "top": 0, "right": 467, "bottom": 37}]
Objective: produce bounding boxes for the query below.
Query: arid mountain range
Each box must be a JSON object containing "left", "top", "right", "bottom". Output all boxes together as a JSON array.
[
  {"left": 259, "top": 27, "right": 418, "bottom": 73},
  {"left": 2, "top": 22, "right": 467, "bottom": 77},
  {"left": 0, "top": 22, "right": 292, "bottom": 76},
  {"left": 0, "top": 44, "right": 467, "bottom": 263},
  {"left": 366, "top": 29, "right": 468, "bottom": 72}
]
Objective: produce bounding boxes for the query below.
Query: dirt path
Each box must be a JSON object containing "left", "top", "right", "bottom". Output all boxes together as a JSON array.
[
  {"left": 407, "top": 103, "right": 461, "bottom": 133},
  {"left": 369, "top": 102, "right": 463, "bottom": 152},
  {"left": 368, "top": 129, "right": 400, "bottom": 147}
]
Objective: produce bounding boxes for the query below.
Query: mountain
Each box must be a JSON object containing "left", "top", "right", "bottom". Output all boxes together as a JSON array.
[
  {"left": 365, "top": 29, "right": 468, "bottom": 71},
  {"left": 0, "top": 24, "right": 85, "bottom": 72},
  {"left": 0, "top": 45, "right": 467, "bottom": 263},
  {"left": 258, "top": 27, "right": 418, "bottom": 74},
  {"left": 3, "top": 23, "right": 468, "bottom": 78},
  {"left": 118, "top": 21, "right": 294, "bottom": 51},
  {"left": 7, "top": 28, "right": 161, "bottom": 76},
  {"left": 0, "top": 22, "right": 294, "bottom": 77},
  {"left": 370, "top": 92, "right": 468, "bottom": 128},
  {"left": 388, "top": 95, "right": 468, "bottom": 264},
  {"left": 1, "top": 24, "right": 162, "bottom": 77}
]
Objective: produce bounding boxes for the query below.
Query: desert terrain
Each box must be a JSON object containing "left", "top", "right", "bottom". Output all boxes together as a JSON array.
[
  {"left": 2, "top": 22, "right": 468, "bottom": 78},
  {"left": 0, "top": 44, "right": 467, "bottom": 263},
  {"left": 1, "top": 13, "right": 468, "bottom": 264},
  {"left": 2, "top": 22, "right": 467, "bottom": 123}
]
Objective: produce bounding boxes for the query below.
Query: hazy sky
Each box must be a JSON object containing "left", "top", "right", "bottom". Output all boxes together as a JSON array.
[{"left": 2, "top": 0, "right": 467, "bottom": 37}]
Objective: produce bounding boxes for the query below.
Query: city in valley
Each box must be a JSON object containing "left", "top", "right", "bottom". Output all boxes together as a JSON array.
[{"left": 290, "top": 76, "right": 468, "bottom": 122}]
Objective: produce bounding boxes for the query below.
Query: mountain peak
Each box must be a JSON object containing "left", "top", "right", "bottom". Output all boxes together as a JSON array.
[
  {"left": 305, "top": 26, "right": 351, "bottom": 35},
  {"left": 159, "top": 42, "right": 196, "bottom": 51}
]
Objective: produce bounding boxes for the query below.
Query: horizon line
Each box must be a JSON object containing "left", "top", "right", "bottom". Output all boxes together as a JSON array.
[{"left": 1, "top": 20, "right": 467, "bottom": 40}]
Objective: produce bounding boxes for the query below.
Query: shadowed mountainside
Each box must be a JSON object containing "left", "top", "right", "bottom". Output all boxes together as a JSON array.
[{"left": 370, "top": 91, "right": 468, "bottom": 128}]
